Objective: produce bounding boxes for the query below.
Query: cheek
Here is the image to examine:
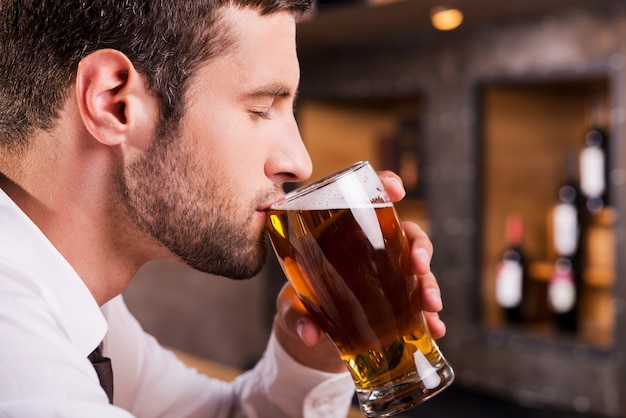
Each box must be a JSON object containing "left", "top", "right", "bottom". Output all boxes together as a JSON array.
[
  {"left": 181, "top": 103, "right": 270, "bottom": 188},
  {"left": 186, "top": 106, "right": 246, "bottom": 156},
  {"left": 209, "top": 127, "right": 268, "bottom": 176}
]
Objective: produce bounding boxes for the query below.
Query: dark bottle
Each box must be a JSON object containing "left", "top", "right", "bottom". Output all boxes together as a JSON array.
[
  {"left": 549, "top": 153, "right": 584, "bottom": 333},
  {"left": 579, "top": 96, "right": 610, "bottom": 214},
  {"left": 551, "top": 152, "right": 582, "bottom": 259},
  {"left": 548, "top": 257, "right": 580, "bottom": 333},
  {"left": 495, "top": 214, "right": 528, "bottom": 324}
]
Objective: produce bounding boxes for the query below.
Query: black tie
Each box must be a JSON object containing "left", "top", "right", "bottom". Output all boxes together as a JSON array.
[{"left": 88, "top": 343, "right": 114, "bottom": 404}]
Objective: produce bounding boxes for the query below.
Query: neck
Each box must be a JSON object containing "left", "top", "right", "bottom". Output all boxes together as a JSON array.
[{"left": 0, "top": 126, "right": 162, "bottom": 306}]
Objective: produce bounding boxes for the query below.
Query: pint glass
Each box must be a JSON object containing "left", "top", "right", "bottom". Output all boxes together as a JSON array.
[{"left": 266, "top": 161, "right": 454, "bottom": 417}]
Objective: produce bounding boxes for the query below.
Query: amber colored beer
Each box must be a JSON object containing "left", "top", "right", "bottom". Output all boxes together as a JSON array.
[{"left": 267, "top": 204, "right": 446, "bottom": 392}]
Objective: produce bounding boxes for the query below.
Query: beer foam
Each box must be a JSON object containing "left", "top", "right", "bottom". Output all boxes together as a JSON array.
[
  {"left": 276, "top": 191, "right": 392, "bottom": 210},
  {"left": 274, "top": 163, "right": 392, "bottom": 210}
]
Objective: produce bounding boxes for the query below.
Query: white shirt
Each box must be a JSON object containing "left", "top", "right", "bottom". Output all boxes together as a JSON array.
[{"left": 0, "top": 188, "right": 355, "bottom": 417}]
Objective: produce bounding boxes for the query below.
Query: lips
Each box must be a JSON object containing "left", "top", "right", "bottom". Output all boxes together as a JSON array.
[{"left": 257, "top": 191, "right": 286, "bottom": 212}]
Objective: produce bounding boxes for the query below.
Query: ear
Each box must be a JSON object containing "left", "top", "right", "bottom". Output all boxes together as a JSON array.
[{"left": 75, "top": 49, "right": 158, "bottom": 147}]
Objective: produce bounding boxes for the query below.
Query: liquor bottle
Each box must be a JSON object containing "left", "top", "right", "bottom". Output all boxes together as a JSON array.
[
  {"left": 579, "top": 95, "right": 610, "bottom": 214},
  {"left": 495, "top": 213, "right": 528, "bottom": 324},
  {"left": 548, "top": 153, "right": 583, "bottom": 333},
  {"left": 548, "top": 256, "right": 579, "bottom": 333},
  {"left": 551, "top": 152, "right": 581, "bottom": 259}
]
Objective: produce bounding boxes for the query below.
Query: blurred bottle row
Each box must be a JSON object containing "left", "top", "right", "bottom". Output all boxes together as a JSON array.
[{"left": 494, "top": 98, "right": 613, "bottom": 339}]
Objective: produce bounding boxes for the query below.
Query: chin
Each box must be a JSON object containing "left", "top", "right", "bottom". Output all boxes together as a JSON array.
[{"left": 197, "top": 239, "right": 269, "bottom": 280}]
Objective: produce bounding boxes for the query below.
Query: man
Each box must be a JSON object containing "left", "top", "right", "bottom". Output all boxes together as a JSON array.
[{"left": 0, "top": 1, "right": 446, "bottom": 417}]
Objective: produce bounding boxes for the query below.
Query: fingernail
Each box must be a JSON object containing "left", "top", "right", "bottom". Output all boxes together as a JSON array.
[
  {"left": 427, "top": 288, "right": 443, "bottom": 309},
  {"left": 427, "top": 287, "right": 440, "bottom": 300},
  {"left": 416, "top": 247, "right": 431, "bottom": 265},
  {"left": 388, "top": 176, "right": 403, "bottom": 188},
  {"left": 296, "top": 319, "right": 306, "bottom": 340}
]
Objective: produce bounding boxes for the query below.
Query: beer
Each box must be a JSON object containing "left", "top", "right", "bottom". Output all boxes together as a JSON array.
[
  {"left": 266, "top": 161, "right": 453, "bottom": 417},
  {"left": 267, "top": 204, "right": 446, "bottom": 392}
]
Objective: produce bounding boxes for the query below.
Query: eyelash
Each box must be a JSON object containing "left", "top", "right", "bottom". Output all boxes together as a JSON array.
[{"left": 251, "top": 110, "right": 271, "bottom": 120}]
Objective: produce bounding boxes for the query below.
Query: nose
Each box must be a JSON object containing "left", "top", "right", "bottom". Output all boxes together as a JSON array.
[{"left": 266, "top": 117, "right": 313, "bottom": 184}]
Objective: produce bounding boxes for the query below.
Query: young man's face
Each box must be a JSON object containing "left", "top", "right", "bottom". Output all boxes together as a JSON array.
[{"left": 121, "top": 6, "right": 312, "bottom": 278}]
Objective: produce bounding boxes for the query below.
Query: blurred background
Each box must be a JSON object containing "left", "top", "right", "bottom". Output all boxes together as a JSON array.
[{"left": 124, "top": 0, "right": 626, "bottom": 416}]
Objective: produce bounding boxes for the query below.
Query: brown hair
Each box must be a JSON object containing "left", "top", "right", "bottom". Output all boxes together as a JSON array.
[{"left": 0, "top": 0, "right": 312, "bottom": 150}]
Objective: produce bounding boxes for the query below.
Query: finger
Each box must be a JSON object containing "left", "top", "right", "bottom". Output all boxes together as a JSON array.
[
  {"left": 403, "top": 221, "right": 433, "bottom": 276},
  {"left": 419, "top": 271, "right": 443, "bottom": 313},
  {"left": 424, "top": 311, "right": 447, "bottom": 340},
  {"left": 378, "top": 170, "right": 406, "bottom": 202}
]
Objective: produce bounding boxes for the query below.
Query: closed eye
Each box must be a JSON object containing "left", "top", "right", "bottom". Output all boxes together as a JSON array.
[
  {"left": 245, "top": 83, "right": 295, "bottom": 121},
  {"left": 250, "top": 109, "right": 272, "bottom": 120}
]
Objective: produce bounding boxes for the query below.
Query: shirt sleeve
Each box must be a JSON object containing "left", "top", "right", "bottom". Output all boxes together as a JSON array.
[
  {"left": 230, "top": 332, "right": 355, "bottom": 418},
  {"left": 103, "top": 296, "right": 355, "bottom": 418}
]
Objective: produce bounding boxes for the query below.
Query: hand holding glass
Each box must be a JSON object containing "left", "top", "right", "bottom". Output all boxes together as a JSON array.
[{"left": 266, "top": 161, "right": 454, "bottom": 417}]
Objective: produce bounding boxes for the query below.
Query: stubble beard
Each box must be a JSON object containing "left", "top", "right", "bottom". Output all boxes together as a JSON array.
[{"left": 119, "top": 127, "right": 268, "bottom": 280}]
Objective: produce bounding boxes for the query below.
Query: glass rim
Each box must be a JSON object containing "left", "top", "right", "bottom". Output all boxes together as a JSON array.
[{"left": 273, "top": 160, "right": 371, "bottom": 208}]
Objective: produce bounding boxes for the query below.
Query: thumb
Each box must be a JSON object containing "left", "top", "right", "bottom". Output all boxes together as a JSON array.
[
  {"left": 276, "top": 284, "right": 322, "bottom": 346},
  {"left": 273, "top": 283, "right": 346, "bottom": 372}
]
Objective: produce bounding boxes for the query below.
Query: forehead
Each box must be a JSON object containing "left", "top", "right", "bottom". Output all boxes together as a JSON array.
[{"left": 189, "top": 6, "right": 300, "bottom": 98}]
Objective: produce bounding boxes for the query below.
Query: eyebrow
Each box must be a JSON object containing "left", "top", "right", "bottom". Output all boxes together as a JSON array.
[
  {"left": 246, "top": 83, "right": 299, "bottom": 101},
  {"left": 245, "top": 83, "right": 301, "bottom": 110}
]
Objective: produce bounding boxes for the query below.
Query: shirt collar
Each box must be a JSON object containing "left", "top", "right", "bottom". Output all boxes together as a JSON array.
[{"left": 0, "top": 188, "right": 107, "bottom": 356}]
